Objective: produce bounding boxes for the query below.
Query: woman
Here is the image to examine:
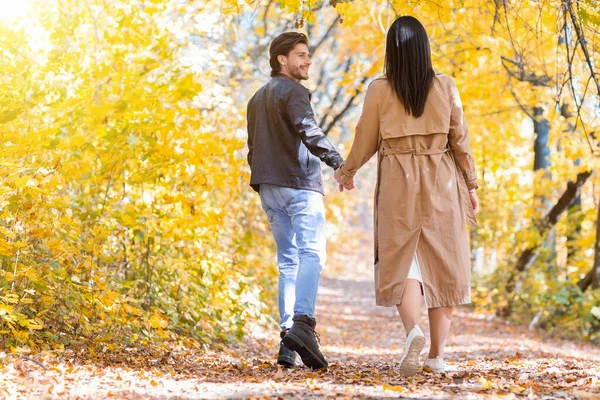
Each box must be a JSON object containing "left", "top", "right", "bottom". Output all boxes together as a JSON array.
[{"left": 334, "top": 16, "right": 479, "bottom": 377}]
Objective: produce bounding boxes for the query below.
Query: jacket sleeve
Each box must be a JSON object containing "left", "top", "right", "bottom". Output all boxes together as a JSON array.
[
  {"left": 448, "top": 79, "right": 478, "bottom": 191},
  {"left": 337, "top": 82, "right": 380, "bottom": 185},
  {"left": 286, "top": 85, "right": 343, "bottom": 170}
]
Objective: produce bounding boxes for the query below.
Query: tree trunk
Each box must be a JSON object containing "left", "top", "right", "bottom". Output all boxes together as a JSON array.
[
  {"left": 566, "top": 193, "right": 582, "bottom": 265},
  {"left": 533, "top": 108, "right": 556, "bottom": 262},
  {"left": 533, "top": 111, "right": 551, "bottom": 172},
  {"left": 576, "top": 198, "right": 600, "bottom": 292},
  {"left": 592, "top": 196, "right": 600, "bottom": 289},
  {"left": 578, "top": 267, "right": 594, "bottom": 292},
  {"left": 505, "top": 170, "right": 593, "bottom": 297}
]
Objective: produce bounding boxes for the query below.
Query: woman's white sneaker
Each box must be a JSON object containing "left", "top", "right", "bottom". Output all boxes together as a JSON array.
[
  {"left": 423, "top": 356, "right": 446, "bottom": 373},
  {"left": 399, "top": 325, "right": 426, "bottom": 377}
]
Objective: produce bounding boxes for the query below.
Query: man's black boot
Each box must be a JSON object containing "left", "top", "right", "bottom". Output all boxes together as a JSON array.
[
  {"left": 277, "top": 329, "right": 301, "bottom": 367},
  {"left": 282, "top": 315, "right": 328, "bottom": 370}
]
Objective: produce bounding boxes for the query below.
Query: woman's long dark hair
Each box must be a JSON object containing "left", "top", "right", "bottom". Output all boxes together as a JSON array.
[{"left": 384, "top": 16, "right": 434, "bottom": 118}]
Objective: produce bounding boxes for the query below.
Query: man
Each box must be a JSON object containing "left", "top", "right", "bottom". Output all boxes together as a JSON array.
[{"left": 246, "top": 32, "right": 343, "bottom": 370}]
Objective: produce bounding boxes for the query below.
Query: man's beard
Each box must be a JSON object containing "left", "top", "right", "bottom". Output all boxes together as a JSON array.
[{"left": 290, "top": 65, "right": 308, "bottom": 81}]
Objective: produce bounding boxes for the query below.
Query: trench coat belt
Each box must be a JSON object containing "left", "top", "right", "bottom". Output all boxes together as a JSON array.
[
  {"left": 380, "top": 147, "right": 449, "bottom": 156},
  {"left": 378, "top": 146, "right": 477, "bottom": 227}
]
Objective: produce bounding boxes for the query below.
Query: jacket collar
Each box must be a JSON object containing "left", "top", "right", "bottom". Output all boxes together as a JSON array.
[{"left": 274, "top": 74, "right": 298, "bottom": 83}]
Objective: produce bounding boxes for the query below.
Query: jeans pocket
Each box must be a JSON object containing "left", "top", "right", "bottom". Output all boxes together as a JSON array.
[
  {"left": 264, "top": 208, "right": 275, "bottom": 224},
  {"left": 286, "top": 189, "right": 311, "bottom": 216}
]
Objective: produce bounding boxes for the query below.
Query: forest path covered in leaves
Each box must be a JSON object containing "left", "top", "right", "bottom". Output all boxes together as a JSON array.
[{"left": 3, "top": 274, "right": 600, "bottom": 399}]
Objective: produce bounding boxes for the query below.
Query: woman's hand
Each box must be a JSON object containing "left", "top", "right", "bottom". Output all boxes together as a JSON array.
[
  {"left": 340, "top": 181, "right": 355, "bottom": 192},
  {"left": 469, "top": 189, "right": 479, "bottom": 214},
  {"left": 334, "top": 167, "right": 355, "bottom": 192}
]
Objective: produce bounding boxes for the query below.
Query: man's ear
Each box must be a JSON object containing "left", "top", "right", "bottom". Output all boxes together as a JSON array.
[{"left": 277, "top": 54, "right": 287, "bottom": 67}]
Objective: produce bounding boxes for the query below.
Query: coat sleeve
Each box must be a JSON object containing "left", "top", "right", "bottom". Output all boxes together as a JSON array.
[
  {"left": 448, "top": 79, "right": 478, "bottom": 191},
  {"left": 286, "top": 85, "right": 343, "bottom": 170},
  {"left": 337, "top": 82, "right": 380, "bottom": 185}
]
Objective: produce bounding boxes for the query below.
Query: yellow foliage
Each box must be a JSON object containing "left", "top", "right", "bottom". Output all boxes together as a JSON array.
[
  {"left": 0, "top": 0, "right": 276, "bottom": 351},
  {"left": 148, "top": 313, "right": 168, "bottom": 329}
]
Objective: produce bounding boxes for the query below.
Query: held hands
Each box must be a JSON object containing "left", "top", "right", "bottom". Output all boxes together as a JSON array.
[
  {"left": 334, "top": 167, "right": 355, "bottom": 192},
  {"left": 469, "top": 189, "right": 480, "bottom": 214}
]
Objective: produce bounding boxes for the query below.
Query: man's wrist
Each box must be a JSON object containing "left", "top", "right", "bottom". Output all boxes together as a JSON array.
[{"left": 331, "top": 156, "right": 344, "bottom": 171}]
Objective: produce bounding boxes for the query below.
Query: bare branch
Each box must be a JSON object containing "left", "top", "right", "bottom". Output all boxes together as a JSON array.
[
  {"left": 262, "top": 0, "right": 274, "bottom": 34},
  {"left": 309, "top": 15, "right": 341, "bottom": 56},
  {"left": 7, "top": 354, "right": 48, "bottom": 371},
  {"left": 505, "top": 169, "right": 593, "bottom": 300},
  {"left": 323, "top": 76, "right": 369, "bottom": 136},
  {"left": 319, "top": 57, "right": 353, "bottom": 128},
  {"left": 502, "top": 62, "right": 534, "bottom": 120},
  {"left": 500, "top": 56, "right": 552, "bottom": 87},
  {"left": 564, "top": 0, "right": 600, "bottom": 155}
]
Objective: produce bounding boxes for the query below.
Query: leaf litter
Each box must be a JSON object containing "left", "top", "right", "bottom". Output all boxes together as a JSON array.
[{"left": 1, "top": 276, "right": 599, "bottom": 399}]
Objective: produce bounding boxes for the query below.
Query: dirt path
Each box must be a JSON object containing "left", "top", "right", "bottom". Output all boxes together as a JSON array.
[{"left": 2, "top": 275, "right": 600, "bottom": 399}]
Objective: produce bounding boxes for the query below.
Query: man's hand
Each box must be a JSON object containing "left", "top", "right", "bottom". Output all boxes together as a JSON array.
[
  {"left": 334, "top": 166, "right": 342, "bottom": 184},
  {"left": 469, "top": 189, "right": 479, "bottom": 214},
  {"left": 334, "top": 167, "right": 355, "bottom": 192}
]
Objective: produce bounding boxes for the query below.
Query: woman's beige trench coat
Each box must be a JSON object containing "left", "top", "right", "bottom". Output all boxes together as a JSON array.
[{"left": 338, "top": 73, "right": 478, "bottom": 308}]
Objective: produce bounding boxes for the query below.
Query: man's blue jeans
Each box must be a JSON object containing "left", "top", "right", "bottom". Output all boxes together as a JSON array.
[{"left": 259, "top": 184, "right": 326, "bottom": 331}]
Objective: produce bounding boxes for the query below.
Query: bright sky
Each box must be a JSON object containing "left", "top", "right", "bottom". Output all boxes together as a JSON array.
[{"left": 0, "top": 0, "right": 30, "bottom": 22}]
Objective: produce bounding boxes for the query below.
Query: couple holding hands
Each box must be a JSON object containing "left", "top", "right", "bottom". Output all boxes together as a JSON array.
[{"left": 246, "top": 16, "right": 479, "bottom": 377}]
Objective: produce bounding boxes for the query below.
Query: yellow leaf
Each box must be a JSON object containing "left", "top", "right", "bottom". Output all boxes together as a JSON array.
[
  {"left": 0, "top": 241, "right": 14, "bottom": 257},
  {"left": 0, "top": 305, "right": 13, "bottom": 315},
  {"left": 11, "top": 346, "right": 31, "bottom": 354},
  {"left": 478, "top": 377, "right": 494, "bottom": 389},
  {"left": 149, "top": 313, "right": 168, "bottom": 329},
  {"left": 28, "top": 322, "right": 44, "bottom": 330},
  {"left": 383, "top": 385, "right": 405, "bottom": 392}
]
